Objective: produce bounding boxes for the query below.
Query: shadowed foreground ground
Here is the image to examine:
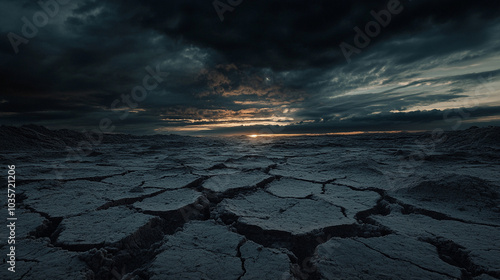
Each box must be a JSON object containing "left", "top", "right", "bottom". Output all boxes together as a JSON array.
[{"left": 1, "top": 125, "right": 499, "bottom": 280}]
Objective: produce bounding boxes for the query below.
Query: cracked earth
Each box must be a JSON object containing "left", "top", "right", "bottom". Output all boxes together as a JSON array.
[{"left": 1, "top": 126, "right": 499, "bottom": 279}]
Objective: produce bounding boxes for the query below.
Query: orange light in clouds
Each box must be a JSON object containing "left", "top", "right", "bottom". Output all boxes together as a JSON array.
[{"left": 240, "top": 131, "right": 426, "bottom": 137}]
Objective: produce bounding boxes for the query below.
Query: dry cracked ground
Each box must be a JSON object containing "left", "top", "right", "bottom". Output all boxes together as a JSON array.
[{"left": 1, "top": 126, "right": 500, "bottom": 280}]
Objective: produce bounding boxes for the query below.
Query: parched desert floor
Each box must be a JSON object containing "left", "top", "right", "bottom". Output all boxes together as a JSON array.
[{"left": 1, "top": 126, "right": 499, "bottom": 280}]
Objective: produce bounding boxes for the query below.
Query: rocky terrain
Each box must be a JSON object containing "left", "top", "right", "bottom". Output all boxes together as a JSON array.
[{"left": 1, "top": 125, "right": 499, "bottom": 279}]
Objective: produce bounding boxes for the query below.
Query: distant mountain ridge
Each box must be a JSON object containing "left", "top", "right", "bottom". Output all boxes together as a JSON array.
[
  {"left": 439, "top": 126, "right": 500, "bottom": 150},
  {"left": 0, "top": 124, "right": 176, "bottom": 152},
  {"left": 1, "top": 124, "right": 499, "bottom": 152}
]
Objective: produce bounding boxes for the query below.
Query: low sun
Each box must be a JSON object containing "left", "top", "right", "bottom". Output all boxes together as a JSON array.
[{"left": 249, "top": 134, "right": 258, "bottom": 138}]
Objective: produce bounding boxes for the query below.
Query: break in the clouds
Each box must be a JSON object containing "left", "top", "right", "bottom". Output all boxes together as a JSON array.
[{"left": 0, "top": 0, "right": 499, "bottom": 135}]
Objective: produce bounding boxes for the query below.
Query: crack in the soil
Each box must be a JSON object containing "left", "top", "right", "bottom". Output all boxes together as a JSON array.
[
  {"left": 379, "top": 194, "right": 500, "bottom": 228},
  {"left": 354, "top": 239, "right": 460, "bottom": 279},
  {"left": 19, "top": 267, "right": 33, "bottom": 280},
  {"left": 421, "top": 237, "right": 486, "bottom": 279},
  {"left": 23, "top": 205, "right": 63, "bottom": 244},
  {"left": 236, "top": 239, "right": 247, "bottom": 280},
  {"left": 97, "top": 177, "right": 204, "bottom": 211},
  {"left": 333, "top": 182, "right": 500, "bottom": 228}
]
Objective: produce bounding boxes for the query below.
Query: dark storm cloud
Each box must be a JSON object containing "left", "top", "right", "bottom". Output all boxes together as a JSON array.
[
  {"left": 110, "top": 0, "right": 500, "bottom": 69},
  {"left": 0, "top": 0, "right": 499, "bottom": 134}
]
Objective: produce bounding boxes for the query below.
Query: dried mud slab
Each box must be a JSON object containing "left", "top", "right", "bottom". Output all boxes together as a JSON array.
[
  {"left": 149, "top": 220, "right": 292, "bottom": 280},
  {"left": 313, "top": 235, "right": 461, "bottom": 279}
]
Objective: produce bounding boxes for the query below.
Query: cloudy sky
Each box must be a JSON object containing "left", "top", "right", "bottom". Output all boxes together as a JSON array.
[{"left": 1, "top": 0, "right": 500, "bottom": 135}]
